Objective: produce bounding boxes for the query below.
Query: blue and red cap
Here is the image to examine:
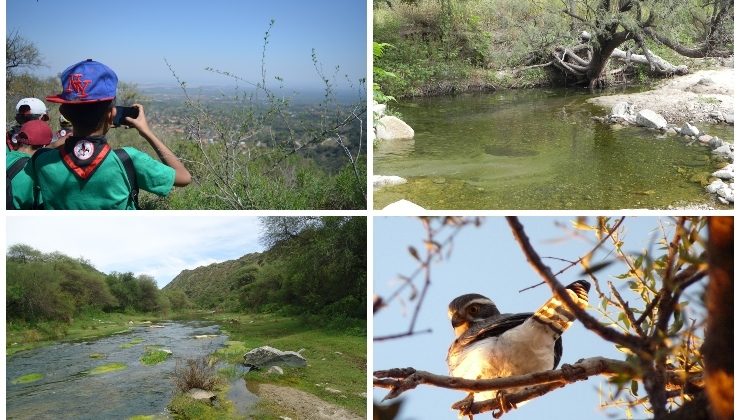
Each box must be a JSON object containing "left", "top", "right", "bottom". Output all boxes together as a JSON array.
[{"left": 46, "top": 59, "right": 118, "bottom": 104}]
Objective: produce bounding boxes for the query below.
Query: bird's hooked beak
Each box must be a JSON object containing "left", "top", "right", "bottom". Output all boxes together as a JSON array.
[{"left": 450, "top": 312, "right": 468, "bottom": 338}]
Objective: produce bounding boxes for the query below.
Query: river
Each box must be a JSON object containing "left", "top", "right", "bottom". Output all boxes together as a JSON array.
[
  {"left": 374, "top": 88, "right": 734, "bottom": 209},
  {"left": 6, "top": 322, "right": 228, "bottom": 420}
]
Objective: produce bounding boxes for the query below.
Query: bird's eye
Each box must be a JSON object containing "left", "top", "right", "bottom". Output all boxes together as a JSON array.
[{"left": 469, "top": 305, "right": 479, "bottom": 314}]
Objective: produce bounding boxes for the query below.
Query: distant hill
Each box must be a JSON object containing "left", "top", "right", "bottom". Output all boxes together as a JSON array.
[
  {"left": 163, "top": 252, "right": 265, "bottom": 309},
  {"left": 163, "top": 217, "right": 366, "bottom": 321}
]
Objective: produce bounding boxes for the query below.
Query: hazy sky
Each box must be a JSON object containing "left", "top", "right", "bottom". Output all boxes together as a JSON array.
[
  {"left": 374, "top": 216, "right": 707, "bottom": 420},
  {"left": 6, "top": 214, "right": 264, "bottom": 288},
  {"left": 6, "top": 0, "right": 366, "bottom": 89}
]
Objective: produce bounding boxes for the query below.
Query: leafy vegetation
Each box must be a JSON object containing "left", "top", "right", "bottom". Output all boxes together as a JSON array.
[
  {"left": 86, "top": 362, "right": 128, "bottom": 375},
  {"left": 165, "top": 217, "right": 366, "bottom": 328},
  {"left": 374, "top": 0, "right": 733, "bottom": 97}
]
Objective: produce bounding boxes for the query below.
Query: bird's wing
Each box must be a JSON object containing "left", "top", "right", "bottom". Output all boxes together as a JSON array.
[
  {"left": 457, "top": 312, "right": 532, "bottom": 348},
  {"left": 447, "top": 312, "right": 565, "bottom": 369}
]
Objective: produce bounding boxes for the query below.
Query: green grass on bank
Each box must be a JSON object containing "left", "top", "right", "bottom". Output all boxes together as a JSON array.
[
  {"left": 6, "top": 312, "right": 164, "bottom": 357},
  {"left": 172, "top": 312, "right": 366, "bottom": 419}
]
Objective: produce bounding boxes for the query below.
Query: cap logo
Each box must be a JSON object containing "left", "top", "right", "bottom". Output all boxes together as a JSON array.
[
  {"left": 66, "top": 73, "right": 92, "bottom": 98},
  {"left": 73, "top": 139, "right": 95, "bottom": 160}
]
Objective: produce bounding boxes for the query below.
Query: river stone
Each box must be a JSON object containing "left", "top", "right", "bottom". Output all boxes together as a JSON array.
[
  {"left": 376, "top": 116, "right": 414, "bottom": 140},
  {"left": 717, "top": 183, "right": 734, "bottom": 202},
  {"left": 724, "top": 112, "right": 734, "bottom": 124},
  {"left": 373, "top": 175, "right": 407, "bottom": 189},
  {"left": 636, "top": 109, "right": 667, "bottom": 130},
  {"left": 712, "top": 143, "right": 734, "bottom": 161},
  {"left": 243, "top": 346, "right": 307, "bottom": 368},
  {"left": 708, "top": 137, "right": 724, "bottom": 148},
  {"left": 373, "top": 102, "right": 387, "bottom": 117},
  {"left": 609, "top": 101, "right": 635, "bottom": 123},
  {"left": 267, "top": 366, "right": 284, "bottom": 375},
  {"left": 680, "top": 122, "right": 701, "bottom": 137},
  {"left": 706, "top": 179, "right": 726, "bottom": 194},
  {"left": 712, "top": 164, "right": 734, "bottom": 180},
  {"left": 697, "top": 134, "right": 713, "bottom": 144},
  {"left": 382, "top": 199, "right": 426, "bottom": 212},
  {"left": 188, "top": 388, "right": 217, "bottom": 402}
]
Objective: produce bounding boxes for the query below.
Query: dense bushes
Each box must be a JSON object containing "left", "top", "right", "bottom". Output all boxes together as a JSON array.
[
  {"left": 166, "top": 217, "right": 366, "bottom": 326},
  {"left": 6, "top": 245, "right": 176, "bottom": 325}
]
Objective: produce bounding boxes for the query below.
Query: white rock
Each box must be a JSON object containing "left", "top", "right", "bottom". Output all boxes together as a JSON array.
[
  {"left": 609, "top": 102, "right": 635, "bottom": 123},
  {"left": 712, "top": 164, "right": 734, "bottom": 180},
  {"left": 376, "top": 116, "right": 414, "bottom": 140},
  {"left": 325, "top": 387, "right": 342, "bottom": 394},
  {"left": 680, "top": 122, "right": 701, "bottom": 137},
  {"left": 373, "top": 103, "right": 387, "bottom": 116},
  {"left": 712, "top": 143, "right": 734, "bottom": 161},
  {"left": 382, "top": 199, "right": 425, "bottom": 212},
  {"left": 698, "top": 134, "right": 713, "bottom": 144},
  {"left": 243, "top": 346, "right": 307, "bottom": 367},
  {"left": 187, "top": 388, "right": 216, "bottom": 402},
  {"left": 373, "top": 175, "right": 407, "bottom": 189},
  {"left": 267, "top": 366, "right": 284, "bottom": 375},
  {"left": 717, "top": 185, "right": 734, "bottom": 202},
  {"left": 636, "top": 109, "right": 667, "bottom": 130},
  {"left": 706, "top": 179, "right": 726, "bottom": 194}
]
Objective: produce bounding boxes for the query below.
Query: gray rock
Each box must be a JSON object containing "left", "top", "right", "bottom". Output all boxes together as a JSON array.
[
  {"left": 712, "top": 164, "right": 734, "bottom": 180},
  {"left": 636, "top": 109, "right": 667, "bottom": 130},
  {"left": 609, "top": 102, "right": 635, "bottom": 124},
  {"left": 188, "top": 388, "right": 217, "bottom": 403},
  {"left": 325, "top": 387, "right": 342, "bottom": 394},
  {"left": 724, "top": 112, "right": 734, "bottom": 125},
  {"left": 680, "top": 122, "right": 701, "bottom": 137},
  {"left": 706, "top": 179, "right": 726, "bottom": 194},
  {"left": 708, "top": 137, "right": 724, "bottom": 148},
  {"left": 697, "top": 134, "right": 713, "bottom": 144},
  {"left": 712, "top": 143, "right": 734, "bottom": 161},
  {"left": 376, "top": 116, "right": 414, "bottom": 140},
  {"left": 717, "top": 183, "right": 734, "bottom": 202},
  {"left": 267, "top": 366, "right": 284, "bottom": 375},
  {"left": 373, "top": 175, "right": 408, "bottom": 189},
  {"left": 243, "top": 346, "right": 307, "bottom": 368},
  {"left": 381, "top": 199, "right": 425, "bottom": 212}
]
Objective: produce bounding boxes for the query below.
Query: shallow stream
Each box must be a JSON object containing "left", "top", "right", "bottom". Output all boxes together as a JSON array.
[
  {"left": 375, "top": 88, "right": 733, "bottom": 209},
  {"left": 6, "top": 322, "right": 228, "bottom": 419}
]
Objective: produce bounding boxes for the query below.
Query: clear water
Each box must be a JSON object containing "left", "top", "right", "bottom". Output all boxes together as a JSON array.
[
  {"left": 6, "top": 322, "right": 227, "bottom": 420},
  {"left": 374, "top": 88, "right": 734, "bottom": 209}
]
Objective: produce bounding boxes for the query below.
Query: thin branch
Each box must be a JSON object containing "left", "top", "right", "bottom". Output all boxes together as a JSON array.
[{"left": 505, "top": 217, "right": 650, "bottom": 358}]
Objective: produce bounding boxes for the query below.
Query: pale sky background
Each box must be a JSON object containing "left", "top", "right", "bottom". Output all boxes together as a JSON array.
[
  {"left": 5, "top": 214, "right": 265, "bottom": 288},
  {"left": 6, "top": 0, "right": 366, "bottom": 89},
  {"left": 374, "top": 216, "right": 708, "bottom": 420}
]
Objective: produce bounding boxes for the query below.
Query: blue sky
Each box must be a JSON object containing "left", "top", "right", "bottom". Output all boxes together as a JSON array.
[
  {"left": 6, "top": 0, "right": 366, "bottom": 89},
  {"left": 5, "top": 214, "right": 264, "bottom": 288},
  {"left": 373, "top": 216, "right": 707, "bottom": 420}
]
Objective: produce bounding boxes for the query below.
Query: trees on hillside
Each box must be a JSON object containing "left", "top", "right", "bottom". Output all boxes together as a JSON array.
[{"left": 6, "top": 246, "right": 171, "bottom": 324}]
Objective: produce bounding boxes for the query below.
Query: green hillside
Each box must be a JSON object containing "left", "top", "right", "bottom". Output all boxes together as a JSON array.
[{"left": 164, "top": 217, "right": 366, "bottom": 325}]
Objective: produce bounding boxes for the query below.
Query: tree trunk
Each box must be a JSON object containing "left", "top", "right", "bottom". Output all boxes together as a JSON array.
[
  {"left": 703, "top": 217, "right": 734, "bottom": 420},
  {"left": 611, "top": 49, "right": 688, "bottom": 76}
]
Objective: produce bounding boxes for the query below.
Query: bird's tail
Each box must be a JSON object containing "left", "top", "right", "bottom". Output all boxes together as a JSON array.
[{"left": 532, "top": 280, "right": 590, "bottom": 335}]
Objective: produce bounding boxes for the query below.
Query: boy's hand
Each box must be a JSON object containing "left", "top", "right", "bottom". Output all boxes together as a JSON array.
[{"left": 125, "top": 104, "right": 152, "bottom": 136}]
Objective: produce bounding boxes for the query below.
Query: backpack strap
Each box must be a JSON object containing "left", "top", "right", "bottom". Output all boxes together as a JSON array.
[
  {"left": 114, "top": 148, "right": 140, "bottom": 209},
  {"left": 6, "top": 156, "right": 30, "bottom": 210},
  {"left": 30, "top": 147, "right": 55, "bottom": 210}
]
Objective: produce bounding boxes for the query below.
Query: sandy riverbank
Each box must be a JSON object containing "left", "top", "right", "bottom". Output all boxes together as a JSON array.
[{"left": 588, "top": 67, "right": 734, "bottom": 125}]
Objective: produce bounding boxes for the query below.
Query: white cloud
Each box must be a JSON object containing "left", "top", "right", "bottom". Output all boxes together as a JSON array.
[{"left": 6, "top": 214, "right": 265, "bottom": 288}]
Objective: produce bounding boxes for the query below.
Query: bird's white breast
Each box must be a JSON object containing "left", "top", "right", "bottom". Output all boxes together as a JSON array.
[{"left": 448, "top": 319, "right": 557, "bottom": 401}]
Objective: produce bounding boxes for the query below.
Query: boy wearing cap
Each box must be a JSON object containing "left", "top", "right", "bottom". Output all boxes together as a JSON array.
[
  {"left": 33, "top": 59, "right": 191, "bottom": 209},
  {"left": 6, "top": 98, "right": 50, "bottom": 151},
  {"left": 7, "top": 120, "right": 53, "bottom": 209}
]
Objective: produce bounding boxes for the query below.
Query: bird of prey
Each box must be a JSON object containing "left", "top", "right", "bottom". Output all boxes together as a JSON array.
[{"left": 446, "top": 280, "right": 591, "bottom": 409}]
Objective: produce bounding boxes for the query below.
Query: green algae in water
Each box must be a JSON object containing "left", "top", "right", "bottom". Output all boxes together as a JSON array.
[
  {"left": 89, "top": 352, "right": 106, "bottom": 359},
  {"left": 120, "top": 337, "right": 144, "bottom": 349},
  {"left": 11, "top": 373, "right": 43, "bottom": 384},
  {"left": 87, "top": 362, "right": 127, "bottom": 375},
  {"left": 374, "top": 89, "right": 734, "bottom": 210},
  {"left": 140, "top": 348, "right": 171, "bottom": 366}
]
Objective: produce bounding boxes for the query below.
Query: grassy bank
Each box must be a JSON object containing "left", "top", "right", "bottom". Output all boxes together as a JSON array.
[
  {"left": 6, "top": 312, "right": 165, "bottom": 357},
  {"left": 170, "top": 312, "right": 366, "bottom": 419}
]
